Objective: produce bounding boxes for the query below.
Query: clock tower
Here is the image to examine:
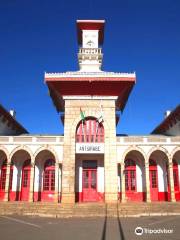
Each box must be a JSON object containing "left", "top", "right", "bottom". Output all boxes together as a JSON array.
[
  {"left": 45, "top": 20, "right": 136, "bottom": 203},
  {"left": 77, "top": 20, "right": 104, "bottom": 72}
]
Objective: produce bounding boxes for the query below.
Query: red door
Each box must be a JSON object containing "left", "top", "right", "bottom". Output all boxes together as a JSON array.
[
  {"left": 173, "top": 161, "right": 180, "bottom": 201},
  {"left": 125, "top": 159, "right": 136, "bottom": 201},
  {"left": 21, "top": 160, "right": 31, "bottom": 201},
  {"left": 0, "top": 161, "right": 7, "bottom": 200},
  {"left": 125, "top": 169, "right": 136, "bottom": 200},
  {"left": 82, "top": 169, "right": 97, "bottom": 202},
  {"left": 42, "top": 159, "right": 55, "bottom": 202},
  {"left": 149, "top": 160, "right": 158, "bottom": 201}
]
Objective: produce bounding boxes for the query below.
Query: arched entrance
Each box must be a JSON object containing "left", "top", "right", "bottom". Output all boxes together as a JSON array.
[
  {"left": 0, "top": 150, "right": 8, "bottom": 200},
  {"left": 149, "top": 150, "right": 170, "bottom": 201},
  {"left": 123, "top": 150, "right": 146, "bottom": 202},
  {"left": 10, "top": 150, "right": 31, "bottom": 201},
  {"left": 34, "top": 150, "right": 59, "bottom": 202},
  {"left": 75, "top": 117, "right": 104, "bottom": 202}
]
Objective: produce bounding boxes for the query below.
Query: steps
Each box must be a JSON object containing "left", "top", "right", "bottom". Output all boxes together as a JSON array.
[{"left": 0, "top": 202, "right": 180, "bottom": 218}]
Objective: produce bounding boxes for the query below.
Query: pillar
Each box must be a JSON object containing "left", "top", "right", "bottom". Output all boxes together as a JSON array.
[
  {"left": 169, "top": 159, "right": 176, "bottom": 202},
  {"left": 104, "top": 101, "right": 118, "bottom": 203},
  {"left": 54, "top": 163, "right": 59, "bottom": 202},
  {"left": 121, "top": 162, "right": 126, "bottom": 202},
  {"left": 145, "top": 160, "right": 151, "bottom": 202},
  {"left": 4, "top": 162, "right": 11, "bottom": 201},
  {"left": 28, "top": 163, "right": 35, "bottom": 202},
  {"left": 61, "top": 100, "right": 76, "bottom": 203}
]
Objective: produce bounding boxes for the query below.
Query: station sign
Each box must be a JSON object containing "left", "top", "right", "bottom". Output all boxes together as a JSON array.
[{"left": 76, "top": 143, "right": 104, "bottom": 154}]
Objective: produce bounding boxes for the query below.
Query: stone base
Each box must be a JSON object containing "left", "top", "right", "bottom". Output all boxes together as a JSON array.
[
  {"left": 105, "top": 192, "right": 118, "bottom": 203},
  {"left": 61, "top": 193, "right": 75, "bottom": 203}
]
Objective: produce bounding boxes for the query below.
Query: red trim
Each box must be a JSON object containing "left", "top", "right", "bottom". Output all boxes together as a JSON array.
[
  {"left": 158, "top": 192, "right": 169, "bottom": 201},
  {"left": 76, "top": 20, "right": 105, "bottom": 45},
  {"left": 9, "top": 191, "right": 20, "bottom": 201},
  {"left": 76, "top": 118, "right": 104, "bottom": 143},
  {"left": 75, "top": 192, "right": 104, "bottom": 202},
  {"left": 45, "top": 77, "right": 135, "bottom": 112},
  {"left": 126, "top": 192, "right": 146, "bottom": 202}
]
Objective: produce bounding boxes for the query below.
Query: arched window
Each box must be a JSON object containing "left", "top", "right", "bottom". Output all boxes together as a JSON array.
[
  {"left": 76, "top": 117, "right": 104, "bottom": 143},
  {"left": 43, "top": 159, "right": 55, "bottom": 191}
]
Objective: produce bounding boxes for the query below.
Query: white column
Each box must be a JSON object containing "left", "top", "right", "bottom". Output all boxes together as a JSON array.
[
  {"left": 4, "top": 162, "right": 11, "bottom": 201},
  {"left": 145, "top": 161, "right": 151, "bottom": 202}
]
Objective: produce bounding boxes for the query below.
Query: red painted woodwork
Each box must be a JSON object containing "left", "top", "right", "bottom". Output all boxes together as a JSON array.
[
  {"left": 77, "top": 20, "right": 105, "bottom": 45},
  {"left": 82, "top": 169, "right": 97, "bottom": 202},
  {"left": 149, "top": 159, "right": 159, "bottom": 201},
  {"left": 76, "top": 192, "right": 104, "bottom": 202},
  {"left": 20, "top": 159, "right": 31, "bottom": 201},
  {"left": 81, "top": 160, "right": 100, "bottom": 202},
  {"left": 125, "top": 159, "right": 139, "bottom": 201},
  {"left": 42, "top": 159, "right": 55, "bottom": 202},
  {"left": 46, "top": 78, "right": 135, "bottom": 112},
  {"left": 173, "top": 161, "right": 180, "bottom": 201},
  {"left": 76, "top": 118, "right": 104, "bottom": 143},
  {"left": 0, "top": 160, "right": 7, "bottom": 200}
]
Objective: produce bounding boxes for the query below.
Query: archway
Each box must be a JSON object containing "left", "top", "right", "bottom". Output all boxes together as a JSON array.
[
  {"left": 10, "top": 150, "right": 31, "bottom": 201},
  {"left": 149, "top": 150, "right": 170, "bottom": 201},
  {"left": 124, "top": 150, "right": 146, "bottom": 202},
  {"left": 75, "top": 117, "right": 104, "bottom": 202},
  {"left": 0, "top": 150, "right": 8, "bottom": 200},
  {"left": 34, "top": 150, "right": 58, "bottom": 202}
]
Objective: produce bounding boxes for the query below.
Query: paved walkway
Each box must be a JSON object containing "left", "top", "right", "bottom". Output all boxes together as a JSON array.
[{"left": 0, "top": 215, "right": 179, "bottom": 240}]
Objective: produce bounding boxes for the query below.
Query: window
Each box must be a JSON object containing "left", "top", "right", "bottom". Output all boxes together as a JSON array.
[
  {"left": 43, "top": 159, "right": 55, "bottom": 191},
  {"left": 76, "top": 118, "right": 104, "bottom": 143}
]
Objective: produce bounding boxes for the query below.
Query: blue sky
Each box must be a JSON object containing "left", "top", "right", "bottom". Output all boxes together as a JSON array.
[{"left": 0, "top": 0, "right": 179, "bottom": 135}]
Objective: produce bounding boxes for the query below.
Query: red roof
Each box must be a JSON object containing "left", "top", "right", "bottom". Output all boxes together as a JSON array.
[
  {"left": 45, "top": 75, "right": 136, "bottom": 112},
  {"left": 77, "top": 20, "right": 105, "bottom": 45},
  {"left": 152, "top": 105, "right": 180, "bottom": 134}
]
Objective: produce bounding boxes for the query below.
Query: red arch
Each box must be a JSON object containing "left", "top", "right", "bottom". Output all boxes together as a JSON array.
[{"left": 76, "top": 117, "right": 104, "bottom": 143}]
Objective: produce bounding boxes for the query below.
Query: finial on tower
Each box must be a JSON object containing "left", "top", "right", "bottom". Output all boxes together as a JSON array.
[{"left": 76, "top": 20, "right": 105, "bottom": 72}]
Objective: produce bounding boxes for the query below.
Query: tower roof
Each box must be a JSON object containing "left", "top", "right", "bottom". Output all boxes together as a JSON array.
[
  {"left": 77, "top": 20, "right": 105, "bottom": 45},
  {"left": 45, "top": 71, "right": 136, "bottom": 112}
]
